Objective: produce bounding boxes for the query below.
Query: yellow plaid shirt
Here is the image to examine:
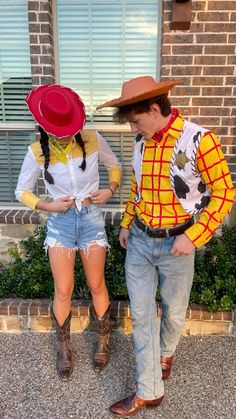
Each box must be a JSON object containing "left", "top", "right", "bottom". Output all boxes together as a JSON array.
[{"left": 121, "top": 113, "right": 235, "bottom": 248}]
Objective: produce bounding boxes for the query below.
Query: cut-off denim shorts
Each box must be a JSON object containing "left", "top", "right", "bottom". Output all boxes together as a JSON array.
[{"left": 44, "top": 204, "right": 108, "bottom": 253}]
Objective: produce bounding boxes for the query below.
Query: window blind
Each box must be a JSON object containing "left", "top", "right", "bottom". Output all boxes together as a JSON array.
[
  {"left": 0, "top": 0, "right": 32, "bottom": 122},
  {"left": 57, "top": 0, "right": 159, "bottom": 122},
  {"left": 0, "top": 131, "right": 34, "bottom": 202}
]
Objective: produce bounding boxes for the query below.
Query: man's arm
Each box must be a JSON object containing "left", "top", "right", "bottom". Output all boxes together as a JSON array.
[{"left": 183, "top": 131, "right": 235, "bottom": 249}]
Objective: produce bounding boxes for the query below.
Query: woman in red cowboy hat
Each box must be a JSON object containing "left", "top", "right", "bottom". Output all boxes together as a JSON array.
[{"left": 15, "top": 84, "right": 122, "bottom": 380}]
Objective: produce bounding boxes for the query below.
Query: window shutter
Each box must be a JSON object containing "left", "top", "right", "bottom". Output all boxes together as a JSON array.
[
  {"left": 0, "top": 131, "right": 34, "bottom": 202},
  {"left": 0, "top": 0, "right": 32, "bottom": 122}
]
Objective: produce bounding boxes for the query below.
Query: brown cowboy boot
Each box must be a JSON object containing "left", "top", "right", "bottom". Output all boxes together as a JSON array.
[
  {"left": 161, "top": 355, "right": 173, "bottom": 380},
  {"left": 52, "top": 310, "right": 73, "bottom": 381},
  {"left": 93, "top": 305, "right": 110, "bottom": 372},
  {"left": 110, "top": 393, "right": 164, "bottom": 417}
]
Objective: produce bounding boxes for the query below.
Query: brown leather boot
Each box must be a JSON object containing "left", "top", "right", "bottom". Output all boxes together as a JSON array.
[
  {"left": 52, "top": 311, "right": 73, "bottom": 381},
  {"left": 110, "top": 393, "right": 164, "bottom": 417},
  {"left": 93, "top": 305, "right": 110, "bottom": 373},
  {"left": 161, "top": 355, "right": 173, "bottom": 380}
]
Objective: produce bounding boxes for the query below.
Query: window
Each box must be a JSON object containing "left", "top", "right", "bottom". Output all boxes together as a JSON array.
[
  {"left": 0, "top": 0, "right": 33, "bottom": 203},
  {"left": 56, "top": 0, "right": 160, "bottom": 203}
]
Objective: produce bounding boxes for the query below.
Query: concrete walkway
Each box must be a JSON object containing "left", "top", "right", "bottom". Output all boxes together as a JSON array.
[{"left": 0, "top": 333, "right": 235, "bottom": 419}]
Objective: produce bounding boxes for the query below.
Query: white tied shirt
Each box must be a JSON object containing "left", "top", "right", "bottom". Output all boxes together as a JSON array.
[{"left": 15, "top": 131, "right": 122, "bottom": 211}]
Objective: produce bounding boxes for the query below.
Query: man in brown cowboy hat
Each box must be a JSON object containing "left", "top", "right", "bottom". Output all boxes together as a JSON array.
[{"left": 97, "top": 76, "right": 235, "bottom": 417}]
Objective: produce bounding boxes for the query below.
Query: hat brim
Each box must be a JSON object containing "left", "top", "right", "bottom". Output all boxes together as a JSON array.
[
  {"left": 26, "top": 85, "right": 86, "bottom": 137},
  {"left": 96, "top": 80, "right": 180, "bottom": 110}
]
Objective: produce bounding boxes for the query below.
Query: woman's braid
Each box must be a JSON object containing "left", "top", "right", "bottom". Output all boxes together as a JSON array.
[
  {"left": 38, "top": 126, "right": 54, "bottom": 184},
  {"left": 75, "top": 132, "right": 86, "bottom": 171}
]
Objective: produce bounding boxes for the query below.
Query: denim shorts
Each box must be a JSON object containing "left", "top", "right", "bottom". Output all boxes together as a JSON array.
[{"left": 44, "top": 205, "right": 108, "bottom": 252}]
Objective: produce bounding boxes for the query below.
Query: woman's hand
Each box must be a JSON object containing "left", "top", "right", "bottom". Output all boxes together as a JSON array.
[
  {"left": 90, "top": 188, "right": 113, "bottom": 205},
  {"left": 36, "top": 197, "right": 74, "bottom": 212}
]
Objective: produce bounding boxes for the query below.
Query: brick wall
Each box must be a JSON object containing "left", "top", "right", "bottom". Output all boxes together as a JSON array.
[
  {"left": 28, "top": 0, "right": 56, "bottom": 86},
  {"left": 162, "top": 0, "right": 236, "bottom": 186}
]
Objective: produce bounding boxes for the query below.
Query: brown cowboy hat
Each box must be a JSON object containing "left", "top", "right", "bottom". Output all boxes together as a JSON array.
[{"left": 96, "top": 76, "right": 180, "bottom": 109}]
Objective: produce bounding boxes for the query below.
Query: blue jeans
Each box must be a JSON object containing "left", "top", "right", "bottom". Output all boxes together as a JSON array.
[{"left": 125, "top": 223, "right": 195, "bottom": 400}]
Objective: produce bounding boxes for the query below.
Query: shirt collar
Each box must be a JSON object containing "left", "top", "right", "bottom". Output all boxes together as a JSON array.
[
  {"left": 151, "top": 109, "right": 184, "bottom": 143},
  {"left": 167, "top": 111, "right": 184, "bottom": 140}
]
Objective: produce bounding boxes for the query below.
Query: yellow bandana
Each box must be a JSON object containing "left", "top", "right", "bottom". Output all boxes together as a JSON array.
[{"left": 49, "top": 136, "right": 74, "bottom": 164}]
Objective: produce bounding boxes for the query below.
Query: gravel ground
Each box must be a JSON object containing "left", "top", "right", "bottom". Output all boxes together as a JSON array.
[{"left": 0, "top": 333, "right": 235, "bottom": 419}]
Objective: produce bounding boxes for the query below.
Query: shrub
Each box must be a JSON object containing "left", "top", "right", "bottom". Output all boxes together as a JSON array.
[{"left": 0, "top": 224, "right": 235, "bottom": 312}]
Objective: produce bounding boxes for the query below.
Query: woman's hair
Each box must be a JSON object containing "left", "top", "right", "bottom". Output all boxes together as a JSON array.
[
  {"left": 74, "top": 132, "right": 86, "bottom": 171},
  {"left": 38, "top": 127, "right": 87, "bottom": 185},
  {"left": 38, "top": 126, "right": 54, "bottom": 184},
  {"left": 113, "top": 94, "right": 172, "bottom": 124}
]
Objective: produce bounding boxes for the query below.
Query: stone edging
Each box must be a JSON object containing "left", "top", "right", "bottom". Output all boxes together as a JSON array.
[{"left": 0, "top": 299, "right": 235, "bottom": 336}]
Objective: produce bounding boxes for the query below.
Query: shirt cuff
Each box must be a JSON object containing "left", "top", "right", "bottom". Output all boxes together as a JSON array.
[
  {"left": 19, "top": 192, "right": 41, "bottom": 211},
  {"left": 108, "top": 167, "right": 122, "bottom": 186}
]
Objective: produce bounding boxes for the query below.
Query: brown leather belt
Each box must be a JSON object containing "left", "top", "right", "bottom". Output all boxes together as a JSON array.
[{"left": 135, "top": 216, "right": 194, "bottom": 238}]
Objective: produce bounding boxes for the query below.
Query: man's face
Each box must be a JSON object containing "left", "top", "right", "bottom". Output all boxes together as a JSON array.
[{"left": 128, "top": 105, "right": 162, "bottom": 139}]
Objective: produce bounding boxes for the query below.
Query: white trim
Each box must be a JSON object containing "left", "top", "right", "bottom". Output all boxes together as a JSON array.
[{"left": 0, "top": 122, "right": 131, "bottom": 132}]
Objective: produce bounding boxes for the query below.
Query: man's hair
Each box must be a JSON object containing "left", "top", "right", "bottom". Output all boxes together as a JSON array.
[{"left": 113, "top": 94, "right": 172, "bottom": 124}]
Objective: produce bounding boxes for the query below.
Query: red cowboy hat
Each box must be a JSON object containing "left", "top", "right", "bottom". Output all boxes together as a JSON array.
[
  {"left": 96, "top": 76, "right": 180, "bottom": 109},
  {"left": 26, "top": 84, "right": 86, "bottom": 137}
]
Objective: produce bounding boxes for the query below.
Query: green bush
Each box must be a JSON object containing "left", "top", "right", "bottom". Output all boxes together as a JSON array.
[
  {"left": 191, "top": 224, "right": 236, "bottom": 312},
  {"left": 0, "top": 224, "right": 235, "bottom": 312},
  {"left": 0, "top": 225, "right": 127, "bottom": 300}
]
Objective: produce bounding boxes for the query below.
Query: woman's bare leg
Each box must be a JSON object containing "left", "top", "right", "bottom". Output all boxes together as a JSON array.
[
  {"left": 79, "top": 244, "right": 109, "bottom": 317},
  {"left": 48, "top": 247, "right": 76, "bottom": 325}
]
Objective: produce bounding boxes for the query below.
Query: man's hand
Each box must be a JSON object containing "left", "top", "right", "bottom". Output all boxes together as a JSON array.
[
  {"left": 171, "top": 233, "right": 196, "bottom": 256},
  {"left": 119, "top": 227, "right": 130, "bottom": 249}
]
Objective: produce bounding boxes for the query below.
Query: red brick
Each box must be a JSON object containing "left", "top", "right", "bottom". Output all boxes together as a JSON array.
[
  {"left": 9, "top": 299, "right": 23, "bottom": 315},
  {"left": 205, "top": 23, "right": 235, "bottom": 32},
  {"left": 172, "top": 87, "right": 201, "bottom": 96},
  {"left": 200, "top": 107, "right": 230, "bottom": 116},
  {"left": 19, "top": 300, "right": 33, "bottom": 315},
  {"left": 208, "top": 1, "right": 236, "bottom": 10},
  {"left": 197, "top": 12, "right": 230, "bottom": 21},
  {"left": 190, "top": 306, "right": 202, "bottom": 320},
  {"left": 201, "top": 310, "right": 213, "bottom": 320},
  {"left": 202, "top": 87, "right": 232, "bottom": 96},
  {"left": 193, "top": 77, "right": 223, "bottom": 86},
  {"left": 77, "top": 300, "right": 92, "bottom": 316},
  {"left": 194, "top": 56, "right": 226, "bottom": 65},
  {"left": 29, "top": 300, "right": 41, "bottom": 316},
  {"left": 171, "top": 66, "right": 202, "bottom": 76},
  {"left": 222, "top": 311, "right": 233, "bottom": 321},
  {"left": 196, "top": 34, "right": 227, "bottom": 44},
  {"left": 203, "top": 66, "right": 235, "bottom": 76},
  {"left": 0, "top": 299, "right": 13, "bottom": 315},
  {"left": 193, "top": 97, "right": 223, "bottom": 106},
  {"left": 119, "top": 301, "right": 130, "bottom": 317},
  {"left": 163, "top": 34, "right": 193, "bottom": 44},
  {"left": 204, "top": 45, "right": 235, "bottom": 55},
  {"left": 213, "top": 311, "right": 228, "bottom": 322},
  {"left": 39, "top": 300, "right": 52, "bottom": 316},
  {"left": 172, "top": 45, "right": 203, "bottom": 55}
]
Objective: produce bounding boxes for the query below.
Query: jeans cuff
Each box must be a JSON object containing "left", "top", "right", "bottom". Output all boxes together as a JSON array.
[{"left": 136, "top": 391, "right": 164, "bottom": 401}]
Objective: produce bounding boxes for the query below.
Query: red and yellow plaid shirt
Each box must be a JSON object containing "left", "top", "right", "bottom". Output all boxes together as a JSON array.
[{"left": 121, "top": 113, "right": 235, "bottom": 248}]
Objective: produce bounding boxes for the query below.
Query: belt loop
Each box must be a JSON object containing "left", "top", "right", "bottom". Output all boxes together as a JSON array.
[{"left": 166, "top": 229, "right": 170, "bottom": 238}]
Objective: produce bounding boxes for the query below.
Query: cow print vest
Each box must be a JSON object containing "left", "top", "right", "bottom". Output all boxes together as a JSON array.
[{"left": 132, "top": 120, "right": 211, "bottom": 215}]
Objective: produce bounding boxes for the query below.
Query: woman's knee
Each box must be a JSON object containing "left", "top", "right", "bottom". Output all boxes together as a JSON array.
[
  {"left": 88, "top": 279, "right": 106, "bottom": 296},
  {"left": 54, "top": 286, "right": 73, "bottom": 302}
]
